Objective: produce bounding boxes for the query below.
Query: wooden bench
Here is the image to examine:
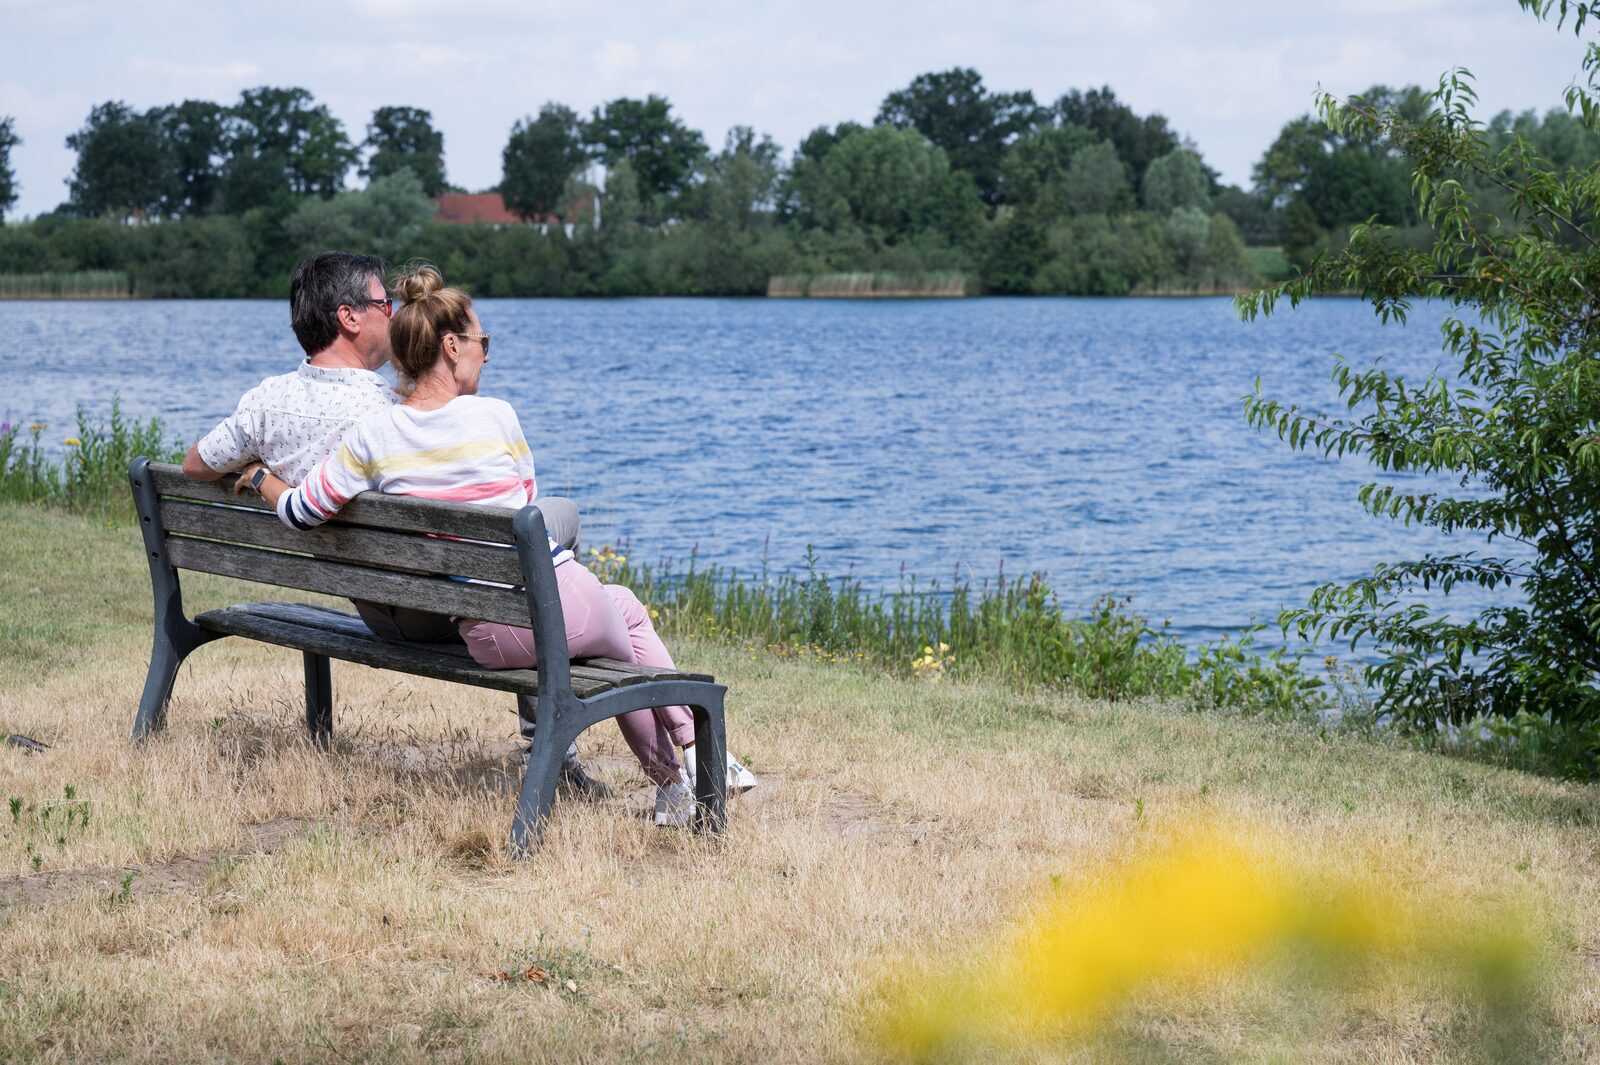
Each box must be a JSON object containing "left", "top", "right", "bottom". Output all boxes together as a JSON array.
[{"left": 127, "top": 457, "right": 729, "bottom": 852}]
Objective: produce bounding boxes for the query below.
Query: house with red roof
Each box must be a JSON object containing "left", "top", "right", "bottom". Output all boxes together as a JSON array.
[{"left": 431, "top": 192, "right": 596, "bottom": 236}]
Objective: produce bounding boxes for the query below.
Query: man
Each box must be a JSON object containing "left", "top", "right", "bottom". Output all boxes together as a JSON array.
[{"left": 185, "top": 251, "right": 601, "bottom": 793}]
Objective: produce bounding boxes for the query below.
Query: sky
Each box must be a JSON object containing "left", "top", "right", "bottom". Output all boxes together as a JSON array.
[{"left": 1, "top": 0, "right": 1591, "bottom": 218}]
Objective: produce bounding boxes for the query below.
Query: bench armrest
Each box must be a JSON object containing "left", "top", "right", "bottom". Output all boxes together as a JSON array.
[{"left": 512, "top": 504, "right": 572, "bottom": 698}]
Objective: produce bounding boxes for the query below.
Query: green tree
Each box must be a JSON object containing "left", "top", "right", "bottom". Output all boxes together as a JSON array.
[
  {"left": 876, "top": 67, "right": 1043, "bottom": 205},
  {"left": 284, "top": 170, "right": 434, "bottom": 261},
  {"left": 502, "top": 104, "right": 587, "bottom": 222},
  {"left": 1255, "top": 87, "right": 1425, "bottom": 266},
  {"left": 998, "top": 123, "right": 1100, "bottom": 219},
  {"left": 583, "top": 95, "right": 707, "bottom": 221},
  {"left": 0, "top": 116, "right": 19, "bottom": 221},
  {"left": 64, "top": 102, "right": 172, "bottom": 222},
  {"left": 1239, "top": 1, "right": 1600, "bottom": 749},
  {"left": 223, "top": 87, "right": 357, "bottom": 210},
  {"left": 1054, "top": 87, "right": 1180, "bottom": 192},
  {"left": 692, "top": 126, "right": 782, "bottom": 229},
  {"left": 808, "top": 125, "right": 963, "bottom": 241},
  {"left": 363, "top": 106, "right": 447, "bottom": 197},
  {"left": 780, "top": 121, "right": 866, "bottom": 225},
  {"left": 148, "top": 100, "right": 227, "bottom": 217},
  {"left": 1142, "top": 149, "right": 1212, "bottom": 215},
  {"left": 1064, "top": 140, "right": 1129, "bottom": 215}
]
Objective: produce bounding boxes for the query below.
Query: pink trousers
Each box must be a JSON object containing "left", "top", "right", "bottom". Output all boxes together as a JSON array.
[{"left": 458, "top": 560, "right": 694, "bottom": 787}]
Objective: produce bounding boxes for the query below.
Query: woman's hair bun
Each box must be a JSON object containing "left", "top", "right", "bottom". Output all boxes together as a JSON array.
[{"left": 391, "top": 261, "right": 444, "bottom": 304}]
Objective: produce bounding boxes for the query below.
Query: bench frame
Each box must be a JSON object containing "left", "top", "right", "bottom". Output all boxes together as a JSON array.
[{"left": 128, "top": 457, "right": 728, "bottom": 852}]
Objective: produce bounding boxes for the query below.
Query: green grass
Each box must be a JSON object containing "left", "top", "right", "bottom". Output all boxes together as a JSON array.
[{"left": 0, "top": 504, "right": 1596, "bottom": 1062}]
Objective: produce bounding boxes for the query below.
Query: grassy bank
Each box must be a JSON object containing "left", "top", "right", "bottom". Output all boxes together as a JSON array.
[{"left": 1, "top": 504, "right": 1596, "bottom": 1062}]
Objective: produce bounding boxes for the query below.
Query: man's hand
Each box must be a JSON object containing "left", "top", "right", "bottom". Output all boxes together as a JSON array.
[
  {"left": 232, "top": 464, "right": 268, "bottom": 496},
  {"left": 182, "top": 443, "right": 226, "bottom": 482}
]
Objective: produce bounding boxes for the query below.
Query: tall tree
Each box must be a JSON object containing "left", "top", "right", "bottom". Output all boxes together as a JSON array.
[
  {"left": 223, "top": 87, "right": 357, "bottom": 210},
  {"left": 583, "top": 95, "right": 707, "bottom": 220},
  {"left": 148, "top": 99, "right": 227, "bottom": 217},
  {"left": 692, "top": 126, "right": 782, "bottom": 229},
  {"left": 1253, "top": 85, "right": 1422, "bottom": 262},
  {"left": 1054, "top": 87, "right": 1179, "bottom": 192},
  {"left": 64, "top": 101, "right": 172, "bottom": 221},
  {"left": 0, "top": 116, "right": 19, "bottom": 221},
  {"left": 363, "top": 106, "right": 447, "bottom": 197},
  {"left": 1064, "top": 140, "right": 1130, "bottom": 215},
  {"left": 780, "top": 121, "right": 866, "bottom": 224},
  {"left": 501, "top": 104, "right": 587, "bottom": 222},
  {"left": 876, "top": 68, "right": 1043, "bottom": 206},
  {"left": 999, "top": 123, "right": 1100, "bottom": 219},
  {"left": 1141, "top": 149, "right": 1212, "bottom": 215},
  {"left": 803, "top": 124, "right": 978, "bottom": 242}
]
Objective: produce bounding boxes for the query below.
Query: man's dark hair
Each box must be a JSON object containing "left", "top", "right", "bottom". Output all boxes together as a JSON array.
[{"left": 288, "top": 252, "right": 387, "bottom": 356}]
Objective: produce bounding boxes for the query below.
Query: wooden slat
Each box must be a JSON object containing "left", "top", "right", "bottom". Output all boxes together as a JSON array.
[
  {"left": 191, "top": 605, "right": 620, "bottom": 698},
  {"left": 571, "top": 659, "right": 715, "bottom": 683},
  {"left": 166, "top": 538, "right": 533, "bottom": 628},
  {"left": 160, "top": 499, "right": 524, "bottom": 585},
  {"left": 146, "top": 463, "right": 518, "bottom": 543},
  {"left": 247, "top": 602, "right": 702, "bottom": 686},
  {"left": 195, "top": 602, "right": 714, "bottom": 699}
]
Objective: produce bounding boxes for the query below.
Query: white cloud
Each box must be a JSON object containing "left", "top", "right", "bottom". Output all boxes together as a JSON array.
[
  {"left": 125, "top": 57, "right": 260, "bottom": 81},
  {"left": 594, "top": 41, "right": 641, "bottom": 84}
]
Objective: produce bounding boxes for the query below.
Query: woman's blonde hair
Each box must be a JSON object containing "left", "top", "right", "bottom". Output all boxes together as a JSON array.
[{"left": 388, "top": 263, "right": 473, "bottom": 392}]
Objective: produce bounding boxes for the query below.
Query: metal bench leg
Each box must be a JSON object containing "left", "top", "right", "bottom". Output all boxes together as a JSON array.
[
  {"left": 303, "top": 652, "right": 333, "bottom": 747},
  {"left": 691, "top": 688, "right": 729, "bottom": 834},
  {"left": 132, "top": 633, "right": 186, "bottom": 743},
  {"left": 510, "top": 716, "right": 569, "bottom": 856}
]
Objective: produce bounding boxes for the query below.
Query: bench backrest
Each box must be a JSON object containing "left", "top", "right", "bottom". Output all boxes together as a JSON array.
[
  {"left": 135, "top": 459, "right": 547, "bottom": 624},
  {"left": 129, "top": 460, "right": 574, "bottom": 694}
]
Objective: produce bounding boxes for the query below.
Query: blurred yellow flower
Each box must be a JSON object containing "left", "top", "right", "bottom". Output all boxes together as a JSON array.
[
  {"left": 871, "top": 822, "right": 1537, "bottom": 1060},
  {"left": 63, "top": 437, "right": 82, "bottom": 446}
]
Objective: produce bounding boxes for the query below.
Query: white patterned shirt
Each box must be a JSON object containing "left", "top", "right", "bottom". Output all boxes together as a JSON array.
[{"left": 196, "top": 362, "right": 400, "bottom": 487}]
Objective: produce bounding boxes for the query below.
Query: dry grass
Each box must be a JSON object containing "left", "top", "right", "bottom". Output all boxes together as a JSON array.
[{"left": 0, "top": 505, "right": 1597, "bottom": 1063}]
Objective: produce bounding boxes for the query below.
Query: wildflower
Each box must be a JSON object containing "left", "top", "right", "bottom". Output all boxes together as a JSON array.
[
  {"left": 28, "top": 422, "right": 45, "bottom": 431},
  {"left": 63, "top": 437, "right": 82, "bottom": 446},
  {"left": 872, "top": 823, "right": 1538, "bottom": 1059}
]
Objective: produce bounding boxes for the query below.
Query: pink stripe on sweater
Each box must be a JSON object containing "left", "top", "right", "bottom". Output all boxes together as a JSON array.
[
  {"left": 403, "top": 477, "right": 528, "bottom": 502},
  {"left": 311, "top": 464, "right": 349, "bottom": 513}
]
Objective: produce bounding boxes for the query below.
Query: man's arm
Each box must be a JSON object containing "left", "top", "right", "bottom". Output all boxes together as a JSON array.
[{"left": 182, "top": 443, "right": 227, "bottom": 482}]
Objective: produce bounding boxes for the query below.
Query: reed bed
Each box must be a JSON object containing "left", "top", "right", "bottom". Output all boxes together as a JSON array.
[
  {"left": 0, "top": 271, "right": 130, "bottom": 299},
  {"left": 767, "top": 271, "right": 967, "bottom": 298}
]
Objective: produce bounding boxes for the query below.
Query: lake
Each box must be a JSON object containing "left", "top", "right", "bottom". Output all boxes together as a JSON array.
[{"left": 1, "top": 296, "right": 1497, "bottom": 654}]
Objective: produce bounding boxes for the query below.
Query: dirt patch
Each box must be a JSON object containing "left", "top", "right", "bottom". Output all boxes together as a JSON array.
[{"left": 0, "top": 817, "right": 312, "bottom": 910}]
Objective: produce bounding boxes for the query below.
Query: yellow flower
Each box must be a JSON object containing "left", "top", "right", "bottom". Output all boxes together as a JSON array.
[{"left": 64, "top": 437, "right": 82, "bottom": 446}]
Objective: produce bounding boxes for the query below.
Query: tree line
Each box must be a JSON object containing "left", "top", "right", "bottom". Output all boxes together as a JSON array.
[{"left": 0, "top": 71, "right": 1594, "bottom": 297}]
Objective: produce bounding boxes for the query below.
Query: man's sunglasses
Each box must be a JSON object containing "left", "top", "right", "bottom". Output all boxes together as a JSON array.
[{"left": 362, "top": 297, "right": 394, "bottom": 317}]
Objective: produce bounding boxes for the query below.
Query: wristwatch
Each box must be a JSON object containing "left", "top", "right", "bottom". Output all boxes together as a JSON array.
[{"left": 248, "top": 467, "right": 269, "bottom": 494}]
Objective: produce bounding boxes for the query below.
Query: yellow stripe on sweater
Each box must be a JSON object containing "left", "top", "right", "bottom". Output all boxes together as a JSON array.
[{"left": 337, "top": 438, "right": 531, "bottom": 479}]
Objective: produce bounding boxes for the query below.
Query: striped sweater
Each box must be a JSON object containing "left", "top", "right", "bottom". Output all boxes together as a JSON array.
[{"left": 276, "top": 395, "right": 570, "bottom": 561}]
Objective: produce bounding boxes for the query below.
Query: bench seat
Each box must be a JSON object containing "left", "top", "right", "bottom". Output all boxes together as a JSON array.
[{"left": 197, "top": 601, "right": 712, "bottom": 701}]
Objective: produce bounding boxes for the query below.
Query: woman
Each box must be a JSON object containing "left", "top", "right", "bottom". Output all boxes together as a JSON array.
[{"left": 241, "top": 264, "right": 752, "bottom": 826}]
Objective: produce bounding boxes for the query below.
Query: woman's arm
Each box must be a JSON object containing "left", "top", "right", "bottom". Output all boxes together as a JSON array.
[{"left": 241, "top": 438, "right": 371, "bottom": 532}]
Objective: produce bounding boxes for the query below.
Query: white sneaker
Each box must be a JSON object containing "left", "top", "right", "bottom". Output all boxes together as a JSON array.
[
  {"left": 725, "top": 755, "right": 758, "bottom": 795},
  {"left": 653, "top": 778, "right": 694, "bottom": 828}
]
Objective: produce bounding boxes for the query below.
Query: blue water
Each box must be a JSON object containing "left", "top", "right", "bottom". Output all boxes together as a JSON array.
[{"left": 1, "top": 296, "right": 1498, "bottom": 652}]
